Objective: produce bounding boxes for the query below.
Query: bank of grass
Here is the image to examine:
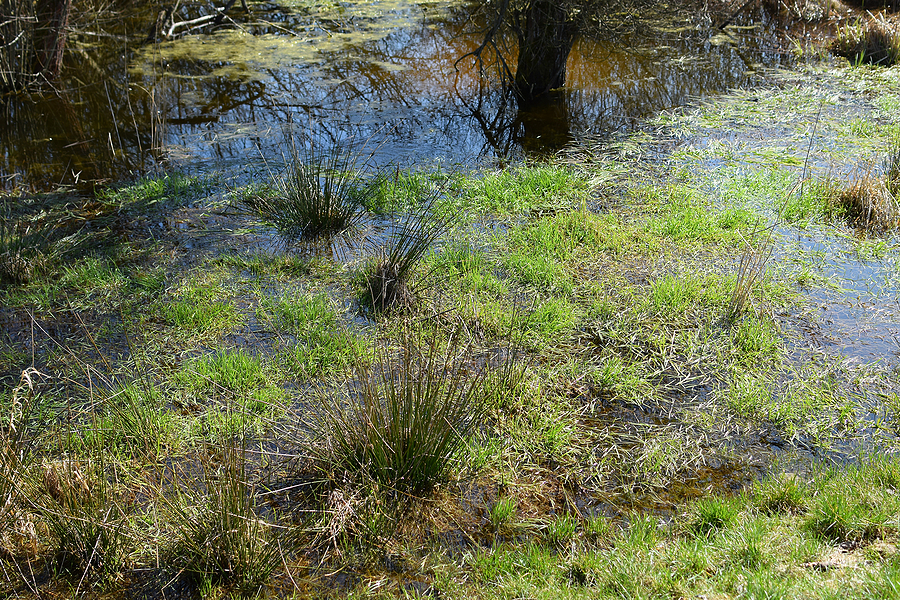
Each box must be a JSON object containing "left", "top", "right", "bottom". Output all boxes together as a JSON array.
[
  {"left": 2, "top": 63, "right": 900, "bottom": 599},
  {"left": 449, "top": 460, "right": 900, "bottom": 599}
]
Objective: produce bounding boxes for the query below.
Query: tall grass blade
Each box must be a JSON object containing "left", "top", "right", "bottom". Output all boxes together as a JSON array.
[{"left": 727, "top": 221, "right": 773, "bottom": 322}]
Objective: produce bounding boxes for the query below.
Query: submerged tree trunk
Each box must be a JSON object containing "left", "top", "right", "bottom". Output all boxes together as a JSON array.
[
  {"left": 32, "top": 0, "right": 71, "bottom": 79},
  {"left": 513, "top": 0, "right": 577, "bottom": 104},
  {"left": 0, "top": 0, "right": 70, "bottom": 91}
]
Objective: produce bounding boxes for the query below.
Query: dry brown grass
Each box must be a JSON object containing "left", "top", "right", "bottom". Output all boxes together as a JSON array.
[
  {"left": 832, "top": 13, "right": 900, "bottom": 65},
  {"left": 836, "top": 173, "right": 900, "bottom": 231}
]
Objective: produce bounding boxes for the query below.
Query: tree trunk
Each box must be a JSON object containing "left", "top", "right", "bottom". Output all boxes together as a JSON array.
[
  {"left": 0, "top": 0, "right": 70, "bottom": 91},
  {"left": 32, "top": 0, "right": 71, "bottom": 79},
  {"left": 514, "top": 0, "right": 577, "bottom": 104}
]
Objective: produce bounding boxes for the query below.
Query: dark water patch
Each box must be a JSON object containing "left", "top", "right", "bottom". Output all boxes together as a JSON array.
[
  {"left": 2, "top": 0, "right": 800, "bottom": 190},
  {"left": 0, "top": 307, "right": 131, "bottom": 371}
]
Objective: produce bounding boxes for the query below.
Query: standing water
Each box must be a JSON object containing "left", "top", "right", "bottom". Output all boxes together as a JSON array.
[{"left": 1, "top": 0, "right": 799, "bottom": 190}]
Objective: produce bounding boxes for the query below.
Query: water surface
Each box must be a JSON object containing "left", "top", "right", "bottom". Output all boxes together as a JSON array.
[{"left": 1, "top": 0, "right": 798, "bottom": 189}]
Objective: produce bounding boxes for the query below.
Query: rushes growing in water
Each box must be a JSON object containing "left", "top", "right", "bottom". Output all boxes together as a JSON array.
[
  {"left": 827, "top": 139, "right": 900, "bottom": 232},
  {"left": 167, "top": 442, "right": 289, "bottom": 596},
  {"left": 309, "top": 335, "right": 487, "bottom": 492},
  {"left": 365, "top": 193, "right": 454, "bottom": 313},
  {"left": 37, "top": 458, "right": 130, "bottom": 588},
  {"left": 832, "top": 14, "right": 900, "bottom": 66},
  {"left": 884, "top": 133, "right": 900, "bottom": 199},
  {"left": 837, "top": 176, "right": 899, "bottom": 231},
  {"left": 240, "top": 136, "right": 380, "bottom": 240}
]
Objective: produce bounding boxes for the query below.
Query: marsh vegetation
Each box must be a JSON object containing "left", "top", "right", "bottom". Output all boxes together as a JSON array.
[
  {"left": 2, "top": 57, "right": 900, "bottom": 597},
  {"left": 4, "top": 1, "right": 900, "bottom": 599}
]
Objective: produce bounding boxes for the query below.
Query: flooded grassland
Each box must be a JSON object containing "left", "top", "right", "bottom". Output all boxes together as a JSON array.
[{"left": 3, "top": 4, "right": 900, "bottom": 599}]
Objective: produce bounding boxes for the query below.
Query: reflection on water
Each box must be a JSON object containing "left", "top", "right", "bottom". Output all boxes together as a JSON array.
[{"left": 1, "top": 0, "right": 799, "bottom": 190}]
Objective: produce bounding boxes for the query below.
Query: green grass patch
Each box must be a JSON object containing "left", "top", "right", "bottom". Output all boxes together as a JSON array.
[
  {"left": 162, "top": 271, "right": 240, "bottom": 337},
  {"left": 174, "top": 350, "right": 266, "bottom": 397},
  {"left": 501, "top": 210, "right": 619, "bottom": 295},
  {"left": 259, "top": 292, "right": 367, "bottom": 378},
  {"left": 453, "top": 163, "right": 590, "bottom": 215},
  {"left": 730, "top": 314, "right": 782, "bottom": 363},
  {"left": 363, "top": 169, "right": 436, "bottom": 214},
  {"left": 647, "top": 184, "right": 755, "bottom": 243},
  {"left": 96, "top": 173, "right": 210, "bottom": 213}
]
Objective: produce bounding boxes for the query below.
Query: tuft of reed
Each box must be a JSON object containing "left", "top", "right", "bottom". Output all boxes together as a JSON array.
[
  {"left": 753, "top": 474, "right": 808, "bottom": 515},
  {"left": 36, "top": 457, "right": 130, "bottom": 588},
  {"left": 726, "top": 221, "right": 773, "bottom": 322},
  {"left": 489, "top": 496, "right": 517, "bottom": 532},
  {"left": 545, "top": 513, "right": 579, "bottom": 548},
  {"left": 832, "top": 14, "right": 900, "bottom": 66},
  {"left": 364, "top": 191, "right": 454, "bottom": 313},
  {"left": 308, "top": 334, "right": 487, "bottom": 493},
  {"left": 239, "top": 135, "right": 380, "bottom": 241},
  {"left": 167, "top": 441, "right": 290, "bottom": 596},
  {"left": 685, "top": 496, "right": 740, "bottom": 540}
]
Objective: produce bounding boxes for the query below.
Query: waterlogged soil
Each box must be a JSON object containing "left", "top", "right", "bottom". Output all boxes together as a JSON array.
[
  {"left": 4, "top": 40, "right": 900, "bottom": 600},
  {"left": 650, "top": 65, "right": 900, "bottom": 422}
]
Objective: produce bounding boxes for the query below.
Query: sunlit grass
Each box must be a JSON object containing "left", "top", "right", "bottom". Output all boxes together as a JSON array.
[
  {"left": 95, "top": 173, "right": 210, "bottom": 212},
  {"left": 6, "top": 63, "right": 900, "bottom": 600},
  {"left": 259, "top": 292, "right": 368, "bottom": 377},
  {"left": 162, "top": 270, "right": 241, "bottom": 337},
  {"left": 174, "top": 350, "right": 266, "bottom": 397},
  {"left": 452, "top": 163, "right": 590, "bottom": 215}
]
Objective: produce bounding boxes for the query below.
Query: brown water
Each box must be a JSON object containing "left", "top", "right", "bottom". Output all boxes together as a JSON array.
[{"left": 1, "top": 0, "right": 799, "bottom": 190}]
